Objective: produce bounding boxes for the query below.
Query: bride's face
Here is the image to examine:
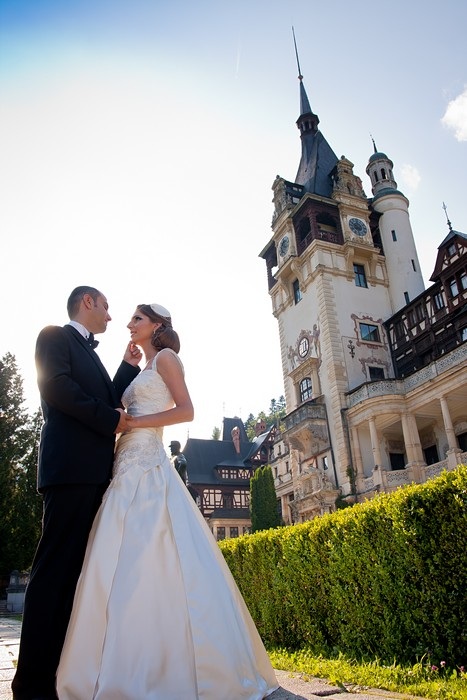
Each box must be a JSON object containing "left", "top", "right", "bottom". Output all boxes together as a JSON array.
[{"left": 127, "top": 310, "right": 160, "bottom": 346}]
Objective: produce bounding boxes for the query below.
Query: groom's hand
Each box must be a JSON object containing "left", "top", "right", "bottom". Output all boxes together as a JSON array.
[
  {"left": 123, "top": 341, "right": 142, "bottom": 367},
  {"left": 115, "top": 408, "right": 130, "bottom": 434}
]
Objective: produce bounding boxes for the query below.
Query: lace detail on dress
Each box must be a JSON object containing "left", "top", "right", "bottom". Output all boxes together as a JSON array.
[{"left": 104, "top": 349, "right": 183, "bottom": 497}]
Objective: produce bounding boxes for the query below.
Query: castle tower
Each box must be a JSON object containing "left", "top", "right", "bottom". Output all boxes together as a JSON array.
[
  {"left": 366, "top": 142, "right": 425, "bottom": 311},
  {"left": 259, "top": 59, "right": 423, "bottom": 516}
]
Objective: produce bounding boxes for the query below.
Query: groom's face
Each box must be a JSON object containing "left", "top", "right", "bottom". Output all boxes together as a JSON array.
[{"left": 89, "top": 294, "right": 111, "bottom": 335}]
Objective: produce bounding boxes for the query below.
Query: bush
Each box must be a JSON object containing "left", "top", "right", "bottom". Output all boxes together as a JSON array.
[{"left": 219, "top": 466, "right": 467, "bottom": 666}]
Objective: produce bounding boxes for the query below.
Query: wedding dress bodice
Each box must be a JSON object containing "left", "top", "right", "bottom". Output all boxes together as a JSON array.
[{"left": 112, "top": 349, "right": 181, "bottom": 482}]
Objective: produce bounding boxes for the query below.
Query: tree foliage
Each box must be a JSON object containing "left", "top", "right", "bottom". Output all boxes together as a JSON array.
[
  {"left": 250, "top": 465, "right": 281, "bottom": 533},
  {"left": 0, "top": 353, "right": 42, "bottom": 576},
  {"left": 244, "top": 396, "right": 286, "bottom": 440}
]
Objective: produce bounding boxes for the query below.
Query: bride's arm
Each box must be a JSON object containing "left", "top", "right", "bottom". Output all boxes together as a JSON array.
[{"left": 126, "top": 351, "right": 194, "bottom": 429}]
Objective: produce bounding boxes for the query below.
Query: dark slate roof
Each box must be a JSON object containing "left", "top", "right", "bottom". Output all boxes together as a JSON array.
[
  {"left": 222, "top": 416, "right": 248, "bottom": 442},
  {"left": 206, "top": 508, "right": 250, "bottom": 520},
  {"left": 295, "top": 129, "right": 338, "bottom": 198},
  {"left": 244, "top": 431, "right": 273, "bottom": 461},
  {"left": 371, "top": 187, "right": 406, "bottom": 202},
  {"left": 438, "top": 228, "right": 467, "bottom": 248},
  {"left": 181, "top": 419, "right": 276, "bottom": 486},
  {"left": 368, "top": 151, "right": 389, "bottom": 162},
  {"left": 182, "top": 437, "right": 252, "bottom": 485},
  {"left": 430, "top": 228, "right": 467, "bottom": 281},
  {"left": 294, "top": 78, "right": 338, "bottom": 198}
]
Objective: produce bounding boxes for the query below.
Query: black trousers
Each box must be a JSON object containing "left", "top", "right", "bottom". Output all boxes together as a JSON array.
[{"left": 12, "top": 483, "right": 107, "bottom": 700}]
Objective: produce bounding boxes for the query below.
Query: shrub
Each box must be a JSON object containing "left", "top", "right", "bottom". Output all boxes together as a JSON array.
[{"left": 219, "top": 466, "right": 467, "bottom": 665}]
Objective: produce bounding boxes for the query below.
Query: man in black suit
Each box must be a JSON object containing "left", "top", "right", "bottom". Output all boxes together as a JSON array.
[{"left": 12, "top": 286, "right": 141, "bottom": 700}]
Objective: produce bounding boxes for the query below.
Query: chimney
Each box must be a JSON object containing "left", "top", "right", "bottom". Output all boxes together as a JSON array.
[
  {"left": 231, "top": 426, "right": 241, "bottom": 454},
  {"left": 255, "top": 419, "right": 266, "bottom": 437}
]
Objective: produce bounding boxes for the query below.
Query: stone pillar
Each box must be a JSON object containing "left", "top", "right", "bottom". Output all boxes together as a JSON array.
[
  {"left": 440, "top": 396, "right": 463, "bottom": 469},
  {"left": 369, "top": 417, "right": 382, "bottom": 469},
  {"left": 350, "top": 426, "right": 365, "bottom": 491},
  {"left": 401, "top": 412, "right": 425, "bottom": 481}
]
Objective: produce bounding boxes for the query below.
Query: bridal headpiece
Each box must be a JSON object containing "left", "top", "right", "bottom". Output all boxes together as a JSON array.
[{"left": 150, "top": 303, "right": 172, "bottom": 327}]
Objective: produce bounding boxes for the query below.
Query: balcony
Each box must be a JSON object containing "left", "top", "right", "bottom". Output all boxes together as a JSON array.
[{"left": 282, "top": 401, "right": 330, "bottom": 457}]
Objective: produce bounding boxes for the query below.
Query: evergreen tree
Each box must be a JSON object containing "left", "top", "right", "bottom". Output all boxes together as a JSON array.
[
  {"left": 250, "top": 465, "right": 280, "bottom": 532},
  {"left": 244, "top": 397, "right": 286, "bottom": 440},
  {"left": 211, "top": 426, "right": 221, "bottom": 440},
  {"left": 0, "top": 354, "right": 42, "bottom": 574}
]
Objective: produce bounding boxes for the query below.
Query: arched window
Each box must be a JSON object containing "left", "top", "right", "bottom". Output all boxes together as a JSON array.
[{"left": 299, "top": 377, "right": 312, "bottom": 402}]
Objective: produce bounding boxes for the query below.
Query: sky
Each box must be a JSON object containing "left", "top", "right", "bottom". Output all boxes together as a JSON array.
[{"left": 1, "top": 0, "right": 466, "bottom": 448}]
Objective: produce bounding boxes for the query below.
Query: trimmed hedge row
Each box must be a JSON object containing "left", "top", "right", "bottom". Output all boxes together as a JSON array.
[{"left": 219, "top": 465, "right": 467, "bottom": 665}]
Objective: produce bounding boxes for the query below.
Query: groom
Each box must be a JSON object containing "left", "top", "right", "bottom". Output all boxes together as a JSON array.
[{"left": 12, "top": 286, "right": 141, "bottom": 700}]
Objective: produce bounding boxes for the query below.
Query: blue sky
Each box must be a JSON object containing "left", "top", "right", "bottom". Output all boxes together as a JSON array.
[{"left": 1, "top": 0, "right": 466, "bottom": 445}]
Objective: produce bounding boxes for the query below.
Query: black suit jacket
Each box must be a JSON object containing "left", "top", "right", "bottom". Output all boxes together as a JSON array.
[{"left": 36, "top": 324, "right": 140, "bottom": 489}]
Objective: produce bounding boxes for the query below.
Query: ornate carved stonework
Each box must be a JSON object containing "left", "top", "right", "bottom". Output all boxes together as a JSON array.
[{"left": 332, "top": 157, "right": 367, "bottom": 200}]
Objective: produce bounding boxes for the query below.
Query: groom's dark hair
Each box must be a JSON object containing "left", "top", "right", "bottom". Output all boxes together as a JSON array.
[{"left": 67, "top": 286, "right": 101, "bottom": 319}]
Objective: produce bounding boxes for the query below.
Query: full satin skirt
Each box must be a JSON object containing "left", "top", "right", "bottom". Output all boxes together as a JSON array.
[{"left": 56, "top": 435, "right": 277, "bottom": 700}]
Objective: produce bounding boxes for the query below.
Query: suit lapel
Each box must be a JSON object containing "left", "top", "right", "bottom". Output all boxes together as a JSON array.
[{"left": 65, "top": 325, "right": 115, "bottom": 391}]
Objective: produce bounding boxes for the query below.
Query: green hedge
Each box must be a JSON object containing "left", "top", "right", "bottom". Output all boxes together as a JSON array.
[{"left": 219, "top": 465, "right": 467, "bottom": 665}]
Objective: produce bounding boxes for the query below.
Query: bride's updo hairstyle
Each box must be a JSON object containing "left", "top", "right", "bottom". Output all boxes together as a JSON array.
[{"left": 138, "top": 303, "right": 181, "bottom": 354}]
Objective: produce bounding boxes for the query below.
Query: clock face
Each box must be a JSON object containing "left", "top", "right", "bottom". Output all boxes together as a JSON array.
[
  {"left": 279, "top": 235, "right": 290, "bottom": 256},
  {"left": 349, "top": 217, "right": 367, "bottom": 237},
  {"left": 298, "top": 336, "right": 309, "bottom": 358}
]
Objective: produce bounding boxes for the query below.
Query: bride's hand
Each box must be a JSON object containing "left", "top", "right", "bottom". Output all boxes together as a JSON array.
[{"left": 123, "top": 342, "right": 142, "bottom": 367}]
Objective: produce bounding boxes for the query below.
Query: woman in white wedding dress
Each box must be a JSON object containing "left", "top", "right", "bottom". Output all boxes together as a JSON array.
[{"left": 56, "top": 303, "right": 278, "bottom": 700}]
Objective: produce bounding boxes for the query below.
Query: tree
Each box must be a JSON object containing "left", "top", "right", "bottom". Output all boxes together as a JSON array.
[
  {"left": 250, "top": 465, "right": 281, "bottom": 532},
  {"left": 0, "top": 354, "right": 42, "bottom": 575},
  {"left": 211, "top": 426, "right": 221, "bottom": 440},
  {"left": 244, "top": 396, "right": 286, "bottom": 440}
]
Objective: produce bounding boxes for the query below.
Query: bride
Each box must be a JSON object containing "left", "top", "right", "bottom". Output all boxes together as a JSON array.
[{"left": 56, "top": 303, "right": 278, "bottom": 700}]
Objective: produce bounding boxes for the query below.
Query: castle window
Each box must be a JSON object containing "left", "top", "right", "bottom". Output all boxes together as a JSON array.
[
  {"left": 369, "top": 366, "right": 385, "bottom": 381},
  {"left": 460, "top": 270, "right": 467, "bottom": 290},
  {"left": 404, "top": 291, "right": 410, "bottom": 304},
  {"left": 354, "top": 263, "right": 367, "bottom": 288},
  {"left": 411, "top": 259, "right": 416, "bottom": 271},
  {"left": 299, "top": 377, "right": 312, "bottom": 402},
  {"left": 230, "top": 527, "right": 239, "bottom": 538},
  {"left": 359, "top": 323, "right": 381, "bottom": 343},
  {"left": 381, "top": 168, "right": 387, "bottom": 179},
  {"left": 449, "top": 277, "right": 459, "bottom": 298},
  {"left": 293, "top": 279, "right": 302, "bottom": 304},
  {"left": 433, "top": 292, "right": 444, "bottom": 311},
  {"left": 461, "top": 327, "right": 467, "bottom": 342},
  {"left": 217, "top": 527, "right": 225, "bottom": 540},
  {"left": 392, "top": 230, "right": 397, "bottom": 241},
  {"left": 374, "top": 171, "right": 379, "bottom": 183},
  {"left": 447, "top": 243, "right": 456, "bottom": 257},
  {"left": 223, "top": 494, "right": 233, "bottom": 509}
]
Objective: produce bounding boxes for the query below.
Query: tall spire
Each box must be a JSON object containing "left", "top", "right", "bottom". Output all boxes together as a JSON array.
[
  {"left": 442, "top": 202, "right": 453, "bottom": 232},
  {"left": 292, "top": 27, "right": 337, "bottom": 197},
  {"left": 292, "top": 26, "right": 315, "bottom": 120}
]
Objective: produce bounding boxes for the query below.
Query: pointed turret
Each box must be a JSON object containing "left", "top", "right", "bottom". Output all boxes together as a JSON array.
[
  {"left": 366, "top": 139, "right": 400, "bottom": 198},
  {"left": 366, "top": 139, "right": 424, "bottom": 310},
  {"left": 292, "top": 29, "right": 337, "bottom": 197}
]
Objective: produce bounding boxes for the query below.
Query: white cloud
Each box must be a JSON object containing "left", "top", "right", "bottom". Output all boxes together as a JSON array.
[
  {"left": 441, "top": 87, "right": 467, "bottom": 142},
  {"left": 400, "top": 164, "right": 421, "bottom": 192}
]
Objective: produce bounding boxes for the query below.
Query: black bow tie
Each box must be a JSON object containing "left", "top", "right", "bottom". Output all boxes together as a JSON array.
[{"left": 88, "top": 333, "right": 99, "bottom": 349}]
